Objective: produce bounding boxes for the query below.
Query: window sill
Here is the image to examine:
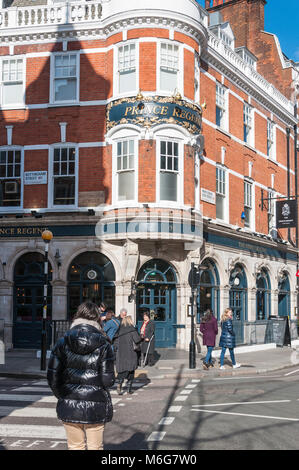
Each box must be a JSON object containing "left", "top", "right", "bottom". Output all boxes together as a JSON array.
[
  {"left": 267, "top": 156, "right": 278, "bottom": 166},
  {"left": 216, "top": 126, "right": 231, "bottom": 139},
  {"left": 244, "top": 143, "right": 257, "bottom": 153},
  {"left": 48, "top": 102, "right": 80, "bottom": 108}
]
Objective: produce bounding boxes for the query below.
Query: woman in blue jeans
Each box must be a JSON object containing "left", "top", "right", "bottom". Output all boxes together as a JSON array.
[{"left": 219, "top": 308, "right": 241, "bottom": 370}]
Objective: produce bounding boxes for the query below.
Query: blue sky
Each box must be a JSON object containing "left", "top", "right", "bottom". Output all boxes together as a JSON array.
[{"left": 196, "top": 0, "right": 299, "bottom": 62}]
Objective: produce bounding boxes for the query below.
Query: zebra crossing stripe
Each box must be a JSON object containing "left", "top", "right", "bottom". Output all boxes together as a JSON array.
[
  {"left": 0, "top": 406, "right": 57, "bottom": 418},
  {"left": 0, "top": 424, "right": 66, "bottom": 440},
  {"left": 0, "top": 394, "right": 121, "bottom": 406}
]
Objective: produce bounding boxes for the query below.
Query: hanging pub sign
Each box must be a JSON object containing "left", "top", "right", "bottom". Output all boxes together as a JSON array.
[
  {"left": 107, "top": 95, "right": 202, "bottom": 135},
  {"left": 276, "top": 199, "right": 297, "bottom": 228}
]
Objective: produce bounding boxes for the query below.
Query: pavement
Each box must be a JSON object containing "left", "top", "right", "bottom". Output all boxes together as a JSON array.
[{"left": 1, "top": 341, "right": 299, "bottom": 380}]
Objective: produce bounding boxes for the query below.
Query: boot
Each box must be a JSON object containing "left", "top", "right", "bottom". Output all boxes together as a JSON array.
[
  {"left": 117, "top": 380, "right": 123, "bottom": 395},
  {"left": 127, "top": 381, "right": 133, "bottom": 394}
]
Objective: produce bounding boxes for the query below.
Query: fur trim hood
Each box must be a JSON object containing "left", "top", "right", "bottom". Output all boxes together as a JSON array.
[{"left": 65, "top": 318, "right": 105, "bottom": 355}]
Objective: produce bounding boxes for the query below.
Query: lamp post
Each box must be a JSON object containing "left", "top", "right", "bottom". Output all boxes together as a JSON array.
[
  {"left": 41, "top": 229, "right": 53, "bottom": 371},
  {"left": 188, "top": 262, "right": 209, "bottom": 369},
  {"left": 188, "top": 263, "right": 200, "bottom": 369}
]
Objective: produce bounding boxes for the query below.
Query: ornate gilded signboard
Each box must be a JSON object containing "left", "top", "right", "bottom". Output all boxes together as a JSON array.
[{"left": 107, "top": 96, "right": 202, "bottom": 134}]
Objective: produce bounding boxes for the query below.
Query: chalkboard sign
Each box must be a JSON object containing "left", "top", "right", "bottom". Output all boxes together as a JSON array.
[{"left": 265, "top": 317, "right": 291, "bottom": 347}]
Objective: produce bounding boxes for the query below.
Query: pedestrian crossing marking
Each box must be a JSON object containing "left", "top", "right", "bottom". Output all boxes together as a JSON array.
[
  {"left": 0, "top": 424, "right": 66, "bottom": 440},
  {"left": 147, "top": 431, "right": 166, "bottom": 441},
  {"left": 0, "top": 406, "right": 57, "bottom": 418},
  {"left": 12, "top": 387, "right": 50, "bottom": 392}
]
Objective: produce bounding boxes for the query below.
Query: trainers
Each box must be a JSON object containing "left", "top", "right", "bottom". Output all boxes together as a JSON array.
[
  {"left": 203, "top": 362, "right": 209, "bottom": 370},
  {"left": 233, "top": 363, "right": 241, "bottom": 369},
  {"left": 219, "top": 366, "right": 225, "bottom": 370}
]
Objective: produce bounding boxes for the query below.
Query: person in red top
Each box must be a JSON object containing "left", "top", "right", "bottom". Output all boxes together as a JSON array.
[{"left": 200, "top": 309, "right": 218, "bottom": 370}]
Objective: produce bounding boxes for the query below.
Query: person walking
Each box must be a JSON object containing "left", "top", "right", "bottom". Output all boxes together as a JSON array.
[
  {"left": 103, "top": 309, "right": 120, "bottom": 343},
  {"left": 199, "top": 309, "right": 218, "bottom": 370},
  {"left": 47, "top": 301, "right": 115, "bottom": 450},
  {"left": 219, "top": 308, "right": 241, "bottom": 370},
  {"left": 140, "top": 310, "right": 155, "bottom": 366},
  {"left": 114, "top": 315, "right": 141, "bottom": 395}
]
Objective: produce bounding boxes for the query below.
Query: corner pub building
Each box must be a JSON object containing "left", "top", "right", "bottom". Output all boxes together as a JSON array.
[{"left": 0, "top": 0, "right": 298, "bottom": 351}]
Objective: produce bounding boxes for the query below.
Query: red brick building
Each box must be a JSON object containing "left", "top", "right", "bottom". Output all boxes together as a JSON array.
[{"left": 0, "top": 0, "right": 298, "bottom": 350}]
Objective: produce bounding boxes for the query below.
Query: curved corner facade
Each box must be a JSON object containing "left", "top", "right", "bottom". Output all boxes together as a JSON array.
[{"left": 0, "top": 0, "right": 298, "bottom": 351}]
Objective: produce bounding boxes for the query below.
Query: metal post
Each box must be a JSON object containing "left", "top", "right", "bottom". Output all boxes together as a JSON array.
[
  {"left": 41, "top": 242, "right": 49, "bottom": 370},
  {"left": 41, "top": 230, "right": 53, "bottom": 371},
  {"left": 189, "top": 262, "right": 196, "bottom": 369}
]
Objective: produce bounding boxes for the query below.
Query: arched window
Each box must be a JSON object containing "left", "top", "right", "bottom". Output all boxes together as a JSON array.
[
  {"left": 278, "top": 272, "right": 290, "bottom": 318},
  {"left": 68, "top": 252, "right": 115, "bottom": 317},
  {"left": 256, "top": 268, "right": 271, "bottom": 320},
  {"left": 197, "top": 259, "right": 220, "bottom": 322},
  {"left": 14, "top": 252, "right": 53, "bottom": 348}
]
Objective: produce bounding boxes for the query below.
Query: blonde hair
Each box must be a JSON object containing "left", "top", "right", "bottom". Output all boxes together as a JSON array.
[
  {"left": 122, "top": 315, "right": 134, "bottom": 327},
  {"left": 221, "top": 308, "right": 232, "bottom": 323}
]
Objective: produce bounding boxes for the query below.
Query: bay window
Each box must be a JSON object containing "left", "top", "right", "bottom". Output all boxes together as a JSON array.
[
  {"left": 116, "top": 139, "right": 136, "bottom": 201},
  {"left": 159, "top": 140, "right": 179, "bottom": 202}
]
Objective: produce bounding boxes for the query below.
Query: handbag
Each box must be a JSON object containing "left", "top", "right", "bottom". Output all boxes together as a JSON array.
[{"left": 133, "top": 341, "right": 141, "bottom": 352}]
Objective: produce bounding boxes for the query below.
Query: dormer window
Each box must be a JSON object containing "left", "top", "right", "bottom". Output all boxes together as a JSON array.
[
  {"left": 209, "top": 22, "right": 235, "bottom": 49},
  {"left": 235, "top": 47, "right": 257, "bottom": 70}
]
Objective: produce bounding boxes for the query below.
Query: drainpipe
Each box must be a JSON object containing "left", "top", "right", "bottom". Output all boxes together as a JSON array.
[
  {"left": 294, "top": 103, "right": 299, "bottom": 326},
  {"left": 286, "top": 128, "right": 291, "bottom": 242}
]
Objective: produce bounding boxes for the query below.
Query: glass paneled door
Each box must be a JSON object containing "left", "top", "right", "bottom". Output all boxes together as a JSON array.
[
  {"left": 136, "top": 259, "right": 177, "bottom": 348},
  {"left": 13, "top": 253, "right": 52, "bottom": 348},
  {"left": 229, "top": 264, "right": 247, "bottom": 345}
]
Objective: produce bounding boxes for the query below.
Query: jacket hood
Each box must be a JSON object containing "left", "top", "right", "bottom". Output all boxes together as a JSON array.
[{"left": 65, "top": 319, "right": 106, "bottom": 355}]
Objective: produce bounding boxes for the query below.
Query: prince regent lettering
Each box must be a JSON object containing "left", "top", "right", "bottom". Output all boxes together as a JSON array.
[{"left": 107, "top": 97, "right": 202, "bottom": 134}]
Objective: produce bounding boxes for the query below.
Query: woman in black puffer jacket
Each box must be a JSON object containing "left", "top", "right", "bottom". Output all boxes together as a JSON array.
[{"left": 47, "top": 301, "right": 115, "bottom": 450}]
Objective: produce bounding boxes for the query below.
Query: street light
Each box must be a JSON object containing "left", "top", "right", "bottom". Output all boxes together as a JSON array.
[{"left": 41, "top": 229, "right": 53, "bottom": 371}]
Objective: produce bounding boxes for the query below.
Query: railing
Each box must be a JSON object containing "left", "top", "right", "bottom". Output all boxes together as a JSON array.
[
  {"left": 0, "top": 1, "right": 103, "bottom": 28},
  {"left": 51, "top": 320, "right": 71, "bottom": 348},
  {"left": 208, "top": 32, "right": 294, "bottom": 116}
]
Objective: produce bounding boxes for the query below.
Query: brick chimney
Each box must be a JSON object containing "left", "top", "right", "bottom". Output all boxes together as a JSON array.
[{"left": 205, "top": 0, "right": 267, "bottom": 51}]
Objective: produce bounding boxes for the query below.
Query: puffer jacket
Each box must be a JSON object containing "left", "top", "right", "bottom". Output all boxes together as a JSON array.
[
  {"left": 219, "top": 319, "right": 236, "bottom": 349},
  {"left": 47, "top": 319, "right": 115, "bottom": 424}
]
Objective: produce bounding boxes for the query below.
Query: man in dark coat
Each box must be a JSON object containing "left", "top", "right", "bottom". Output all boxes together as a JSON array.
[
  {"left": 47, "top": 301, "right": 115, "bottom": 450},
  {"left": 140, "top": 310, "right": 155, "bottom": 366},
  {"left": 113, "top": 315, "right": 141, "bottom": 395}
]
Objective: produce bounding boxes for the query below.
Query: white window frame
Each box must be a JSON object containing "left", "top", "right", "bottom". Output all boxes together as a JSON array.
[
  {"left": 111, "top": 130, "right": 139, "bottom": 206},
  {"left": 156, "top": 131, "right": 184, "bottom": 206},
  {"left": 216, "top": 82, "right": 228, "bottom": 131},
  {"left": 114, "top": 41, "right": 138, "bottom": 97},
  {"left": 268, "top": 189, "right": 276, "bottom": 235},
  {"left": 194, "top": 52, "right": 200, "bottom": 104},
  {"left": 243, "top": 103, "right": 254, "bottom": 146},
  {"left": 0, "top": 56, "right": 25, "bottom": 108},
  {"left": 267, "top": 119, "right": 276, "bottom": 160},
  {"left": 244, "top": 179, "right": 255, "bottom": 230},
  {"left": 50, "top": 52, "right": 80, "bottom": 105},
  {"left": 48, "top": 143, "right": 78, "bottom": 209},
  {"left": 157, "top": 41, "right": 182, "bottom": 95},
  {"left": 0, "top": 146, "right": 24, "bottom": 211},
  {"left": 216, "top": 165, "right": 228, "bottom": 222}
]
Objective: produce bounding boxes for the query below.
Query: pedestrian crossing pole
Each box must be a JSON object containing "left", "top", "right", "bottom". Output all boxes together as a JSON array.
[{"left": 41, "top": 230, "right": 53, "bottom": 371}]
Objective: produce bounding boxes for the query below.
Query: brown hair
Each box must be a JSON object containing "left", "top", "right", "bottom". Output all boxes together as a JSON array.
[
  {"left": 73, "top": 301, "right": 101, "bottom": 322},
  {"left": 105, "top": 310, "right": 115, "bottom": 321}
]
